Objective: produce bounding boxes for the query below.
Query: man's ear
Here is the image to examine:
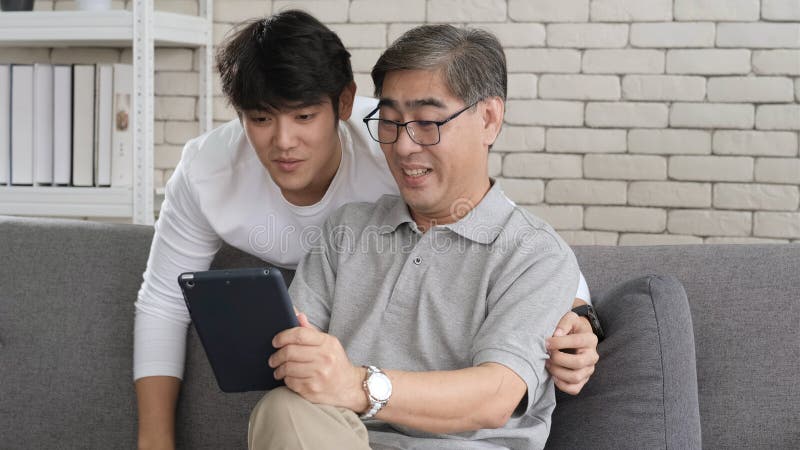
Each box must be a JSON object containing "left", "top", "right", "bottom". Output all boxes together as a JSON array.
[
  {"left": 481, "top": 96, "right": 504, "bottom": 148},
  {"left": 337, "top": 81, "right": 357, "bottom": 121}
]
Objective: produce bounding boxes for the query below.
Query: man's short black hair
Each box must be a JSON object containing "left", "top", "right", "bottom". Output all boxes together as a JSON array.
[{"left": 217, "top": 10, "right": 353, "bottom": 117}]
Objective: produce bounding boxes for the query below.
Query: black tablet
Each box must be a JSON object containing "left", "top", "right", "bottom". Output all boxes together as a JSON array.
[{"left": 178, "top": 267, "right": 298, "bottom": 393}]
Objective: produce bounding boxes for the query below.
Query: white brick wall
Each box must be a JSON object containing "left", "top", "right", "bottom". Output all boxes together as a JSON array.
[
  {"left": 546, "top": 128, "right": 626, "bottom": 153},
  {"left": 495, "top": 178, "right": 545, "bottom": 204},
  {"left": 586, "top": 102, "right": 669, "bottom": 128},
  {"left": 494, "top": 126, "right": 545, "bottom": 152},
  {"left": 590, "top": 0, "right": 672, "bottom": 22},
  {"left": 619, "top": 233, "right": 703, "bottom": 245},
  {"left": 621, "top": 75, "right": 705, "bottom": 101},
  {"left": 508, "top": 0, "right": 589, "bottom": 23},
  {"left": 666, "top": 49, "right": 751, "bottom": 75},
  {"left": 503, "top": 154, "right": 583, "bottom": 179},
  {"left": 717, "top": 23, "right": 800, "bottom": 48},
  {"left": 668, "top": 210, "right": 752, "bottom": 236},
  {"left": 674, "top": 0, "right": 760, "bottom": 22},
  {"left": 714, "top": 184, "right": 800, "bottom": 211},
  {"left": 524, "top": 205, "right": 584, "bottom": 230},
  {"left": 628, "top": 129, "right": 711, "bottom": 155},
  {"left": 713, "top": 131, "right": 798, "bottom": 157},
  {"left": 628, "top": 182, "right": 712, "bottom": 208},
  {"left": 585, "top": 207, "right": 667, "bottom": 232},
  {"left": 545, "top": 180, "right": 627, "bottom": 205},
  {"left": 506, "top": 49, "right": 581, "bottom": 73},
  {"left": 762, "top": 0, "right": 800, "bottom": 21},
  {"left": 427, "top": 0, "right": 506, "bottom": 22},
  {"left": 9, "top": 0, "right": 798, "bottom": 244},
  {"left": 582, "top": 49, "right": 664, "bottom": 74},
  {"left": 707, "top": 77, "right": 795, "bottom": 103},
  {"left": 755, "top": 158, "right": 800, "bottom": 184},
  {"left": 538, "top": 75, "right": 620, "bottom": 100},
  {"left": 752, "top": 51, "right": 800, "bottom": 75},
  {"left": 547, "top": 24, "right": 628, "bottom": 48},
  {"left": 670, "top": 156, "right": 754, "bottom": 182},
  {"left": 756, "top": 105, "right": 800, "bottom": 130},
  {"left": 670, "top": 103, "right": 755, "bottom": 129},
  {"left": 507, "top": 74, "right": 538, "bottom": 99},
  {"left": 350, "top": 0, "right": 425, "bottom": 23},
  {"left": 630, "top": 23, "right": 715, "bottom": 48},
  {"left": 505, "top": 100, "right": 584, "bottom": 126},
  {"left": 583, "top": 155, "right": 667, "bottom": 180},
  {"left": 754, "top": 212, "right": 800, "bottom": 238}
]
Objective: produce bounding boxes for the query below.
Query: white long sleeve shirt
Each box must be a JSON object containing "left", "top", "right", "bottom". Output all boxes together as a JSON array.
[{"left": 133, "top": 96, "right": 591, "bottom": 380}]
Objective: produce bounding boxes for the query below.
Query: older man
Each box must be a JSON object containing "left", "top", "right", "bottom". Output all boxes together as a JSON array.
[{"left": 248, "top": 24, "right": 590, "bottom": 450}]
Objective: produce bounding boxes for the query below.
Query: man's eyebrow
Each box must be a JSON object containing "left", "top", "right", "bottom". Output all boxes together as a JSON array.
[
  {"left": 407, "top": 98, "right": 446, "bottom": 109},
  {"left": 377, "top": 98, "right": 397, "bottom": 108},
  {"left": 377, "top": 98, "right": 446, "bottom": 109}
]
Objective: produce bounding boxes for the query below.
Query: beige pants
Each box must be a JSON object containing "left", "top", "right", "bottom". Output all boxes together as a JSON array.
[{"left": 248, "top": 387, "right": 371, "bottom": 450}]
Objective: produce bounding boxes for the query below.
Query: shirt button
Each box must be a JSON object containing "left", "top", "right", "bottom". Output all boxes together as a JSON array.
[{"left": 413, "top": 256, "right": 422, "bottom": 265}]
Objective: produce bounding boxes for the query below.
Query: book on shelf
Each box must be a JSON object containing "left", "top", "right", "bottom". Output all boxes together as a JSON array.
[
  {"left": 0, "top": 65, "right": 9, "bottom": 185},
  {"left": 95, "top": 64, "right": 113, "bottom": 187},
  {"left": 10, "top": 65, "right": 34, "bottom": 186},
  {"left": 53, "top": 65, "right": 72, "bottom": 186},
  {"left": 111, "top": 63, "right": 132, "bottom": 188},
  {"left": 34, "top": 63, "right": 54, "bottom": 185},
  {"left": 72, "top": 64, "right": 95, "bottom": 187},
  {"left": 3, "top": 63, "right": 136, "bottom": 190}
]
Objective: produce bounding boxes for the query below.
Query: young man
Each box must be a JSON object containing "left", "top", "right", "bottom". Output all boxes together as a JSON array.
[
  {"left": 249, "top": 23, "right": 584, "bottom": 449},
  {"left": 134, "top": 11, "right": 599, "bottom": 449}
]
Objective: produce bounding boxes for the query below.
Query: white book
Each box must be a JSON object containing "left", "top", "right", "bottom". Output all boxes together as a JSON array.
[
  {"left": 0, "top": 65, "right": 9, "bottom": 185},
  {"left": 111, "top": 63, "right": 132, "bottom": 187},
  {"left": 10, "top": 65, "right": 34, "bottom": 186},
  {"left": 95, "top": 64, "right": 113, "bottom": 187},
  {"left": 53, "top": 65, "right": 72, "bottom": 186},
  {"left": 33, "top": 63, "right": 54, "bottom": 185},
  {"left": 72, "top": 64, "right": 95, "bottom": 187}
]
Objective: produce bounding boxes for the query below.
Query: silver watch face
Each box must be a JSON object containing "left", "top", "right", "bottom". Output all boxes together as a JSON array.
[{"left": 367, "top": 372, "right": 392, "bottom": 402}]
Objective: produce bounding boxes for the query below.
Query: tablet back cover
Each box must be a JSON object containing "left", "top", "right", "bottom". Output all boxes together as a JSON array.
[{"left": 179, "top": 267, "right": 298, "bottom": 392}]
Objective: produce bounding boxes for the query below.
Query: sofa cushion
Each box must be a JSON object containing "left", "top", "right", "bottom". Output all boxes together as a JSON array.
[{"left": 545, "top": 275, "right": 701, "bottom": 450}]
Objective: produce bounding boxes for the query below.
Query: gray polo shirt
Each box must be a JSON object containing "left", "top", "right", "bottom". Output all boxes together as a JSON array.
[{"left": 290, "top": 181, "right": 579, "bottom": 450}]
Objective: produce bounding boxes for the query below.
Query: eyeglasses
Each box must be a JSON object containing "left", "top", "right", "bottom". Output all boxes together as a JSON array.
[{"left": 362, "top": 101, "right": 478, "bottom": 146}]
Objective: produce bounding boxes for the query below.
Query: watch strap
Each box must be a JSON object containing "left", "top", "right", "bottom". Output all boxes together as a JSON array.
[{"left": 572, "top": 304, "right": 605, "bottom": 342}]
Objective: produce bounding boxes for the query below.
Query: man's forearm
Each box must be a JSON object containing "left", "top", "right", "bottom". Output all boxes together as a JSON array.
[
  {"left": 373, "top": 363, "right": 527, "bottom": 434},
  {"left": 135, "top": 376, "right": 181, "bottom": 450}
]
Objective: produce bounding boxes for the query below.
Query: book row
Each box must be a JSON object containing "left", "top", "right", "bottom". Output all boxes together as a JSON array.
[{"left": 0, "top": 63, "right": 133, "bottom": 187}]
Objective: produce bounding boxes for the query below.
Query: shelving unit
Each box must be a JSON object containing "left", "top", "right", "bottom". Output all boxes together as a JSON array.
[{"left": 0, "top": 0, "right": 214, "bottom": 224}]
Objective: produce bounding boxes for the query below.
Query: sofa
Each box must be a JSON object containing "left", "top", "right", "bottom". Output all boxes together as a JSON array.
[{"left": 1, "top": 215, "right": 798, "bottom": 449}]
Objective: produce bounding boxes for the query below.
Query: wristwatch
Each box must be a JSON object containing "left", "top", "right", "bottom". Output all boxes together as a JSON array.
[
  {"left": 360, "top": 366, "right": 392, "bottom": 420},
  {"left": 572, "top": 304, "right": 605, "bottom": 342}
]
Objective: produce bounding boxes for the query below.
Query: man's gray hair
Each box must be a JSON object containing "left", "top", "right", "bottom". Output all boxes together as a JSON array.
[{"left": 371, "top": 24, "right": 507, "bottom": 104}]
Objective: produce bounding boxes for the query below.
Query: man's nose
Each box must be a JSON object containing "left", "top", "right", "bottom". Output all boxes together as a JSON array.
[
  {"left": 393, "top": 125, "right": 423, "bottom": 157},
  {"left": 274, "top": 121, "right": 298, "bottom": 150}
]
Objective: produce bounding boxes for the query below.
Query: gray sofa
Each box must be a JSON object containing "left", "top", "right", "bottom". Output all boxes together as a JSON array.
[{"left": 1, "top": 215, "right": 798, "bottom": 449}]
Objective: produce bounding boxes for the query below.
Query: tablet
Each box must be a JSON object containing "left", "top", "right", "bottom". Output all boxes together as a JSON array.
[{"left": 178, "top": 267, "right": 299, "bottom": 393}]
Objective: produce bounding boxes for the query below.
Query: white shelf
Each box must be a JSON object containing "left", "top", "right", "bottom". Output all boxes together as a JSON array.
[
  {"left": 0, "top": 186, "right": 133, "bottom": 217},
  {"left": 0, "top": 1, "right": 213, "bottom": 224},
  {"left": 0, "top": 11, "right": 209, "bottom": 47}
]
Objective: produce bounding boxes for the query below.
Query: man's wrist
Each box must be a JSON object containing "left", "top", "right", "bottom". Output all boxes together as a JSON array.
[{"left": 351, "top": 366, "right": 370, "bottom": 413}]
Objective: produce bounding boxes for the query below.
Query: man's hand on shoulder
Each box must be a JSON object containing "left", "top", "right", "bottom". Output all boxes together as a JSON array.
[
  {"left": 545, "top": 299, "right": 600, "bottom": 395},
  {"left": 269, "top": 316, "right": 368, "bottom": 413}
]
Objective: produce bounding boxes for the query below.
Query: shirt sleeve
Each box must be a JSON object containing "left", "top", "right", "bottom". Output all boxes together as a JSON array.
[
  {"left": 576, "top": 270, "right": 591, "bottom": 304},
  {"left": 287, "top": 214, "right": 340, "bottom": 332},
  {"left": 133, "top": 149, "right": 222, "bottom": 381},
  {"left": 471, "top": 230, "right": 579, "bottom": 415}
]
